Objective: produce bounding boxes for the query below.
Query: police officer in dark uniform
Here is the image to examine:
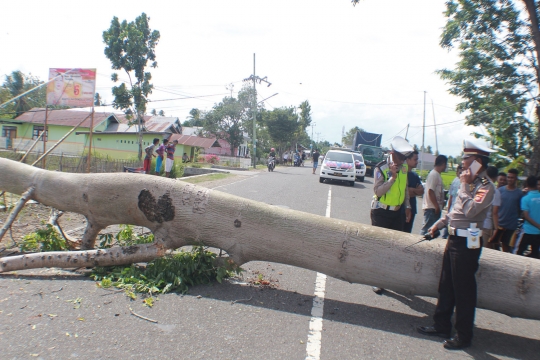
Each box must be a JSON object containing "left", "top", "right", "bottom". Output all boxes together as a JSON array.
[
  {"left": 371, "top": 136, "right": 413, "bottom": 294},
  {"left": 417, "top": 140, "right": 496, "bottom": 350}
]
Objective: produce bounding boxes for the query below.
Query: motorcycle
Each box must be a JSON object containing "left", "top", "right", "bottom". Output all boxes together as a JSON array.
[
  {"left": 293, "top": 155, "right": 301, "bottom": 167},
  {"left": 267, "top": 156, "right": 275, "bottom": 172}
]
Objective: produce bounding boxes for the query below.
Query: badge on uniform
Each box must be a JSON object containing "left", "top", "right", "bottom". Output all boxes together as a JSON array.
[
  {"left": 376, "top": 171, "right": 382, "bottom": 179},
  {"left": 474, "top": 188, "right": 488, "bottom": 203}
]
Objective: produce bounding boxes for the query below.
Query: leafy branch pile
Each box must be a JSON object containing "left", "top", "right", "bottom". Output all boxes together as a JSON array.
[
  {"left": 91, "top": 246, "right": 241, "bottom": 299},
  {"left": 18, "top": 224, "right": 242, "bottom": 304}
]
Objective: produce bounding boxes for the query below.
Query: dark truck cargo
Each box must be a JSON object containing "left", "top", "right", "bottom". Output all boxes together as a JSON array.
[{"left": 353, "top": 131, "right": 384, "bottom": 176}]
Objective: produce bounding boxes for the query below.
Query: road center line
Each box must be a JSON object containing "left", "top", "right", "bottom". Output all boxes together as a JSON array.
[{"left": 305, "top": 186, "right": 331, "bottom": 360}]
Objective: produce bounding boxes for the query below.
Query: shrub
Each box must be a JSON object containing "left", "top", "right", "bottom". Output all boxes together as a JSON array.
[
  {"left": 20, "top": 224, "right": 68, "bottom": 252},
  {"left": 205, "top": 154, "right": 220, "bottom": 164}
]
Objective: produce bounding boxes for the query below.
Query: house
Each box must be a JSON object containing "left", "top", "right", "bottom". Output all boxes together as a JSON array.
[
  {"left": 0, "top": 108, "right": 221, "bottom": 161},
  {"left": 418, "top": 152, "right": 436, "bottom": 170}
]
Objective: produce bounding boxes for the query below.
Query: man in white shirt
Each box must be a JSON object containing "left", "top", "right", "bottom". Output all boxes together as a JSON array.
[{"left": 420, "top": 155, "right": 448, "bottom": 235}]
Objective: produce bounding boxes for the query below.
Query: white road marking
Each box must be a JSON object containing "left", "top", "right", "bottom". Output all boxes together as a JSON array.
[
  {"left": 305, "top": 186, "right": 331, "bottom": 360},
  {"left": 211, "top": 175, "right": 257, "bottom": 190}
]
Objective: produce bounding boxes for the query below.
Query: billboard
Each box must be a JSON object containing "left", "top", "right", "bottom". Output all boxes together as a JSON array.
[{"left": 47, "top": 68, "right": 96, "bottom": 107}]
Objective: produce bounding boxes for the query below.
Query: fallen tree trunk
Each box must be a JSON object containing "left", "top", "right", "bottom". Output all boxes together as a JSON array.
[{"left": 0, "top": 158, "right": 538, "bottom": 320}]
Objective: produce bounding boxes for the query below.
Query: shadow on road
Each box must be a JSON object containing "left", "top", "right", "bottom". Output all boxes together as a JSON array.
[{"left": 2, "top": 272, "right": 536, "bottom": 359}]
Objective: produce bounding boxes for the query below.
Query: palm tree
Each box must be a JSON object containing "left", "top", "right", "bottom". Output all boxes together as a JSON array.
[{"left": 2, "top": 71, "right": 46, "bottom": 118}]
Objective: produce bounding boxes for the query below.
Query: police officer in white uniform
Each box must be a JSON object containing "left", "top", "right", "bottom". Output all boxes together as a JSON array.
[{"left": 417, "top": 140, "right": 496, "bottom": 350}]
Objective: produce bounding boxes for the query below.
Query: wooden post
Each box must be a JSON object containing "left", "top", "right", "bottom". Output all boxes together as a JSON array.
[
  {"left": 42, "top": 106, "right": 48, "bottom": 169},
  {"left": 86, "top": 107, "right": 94, "bottom": 173}
]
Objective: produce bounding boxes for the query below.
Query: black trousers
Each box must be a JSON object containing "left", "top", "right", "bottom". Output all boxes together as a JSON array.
[
  {"left": 433, "top": 235, "right": 482, "bottom": 342},
  {"left": 517, "top": 233, "right": 540, "bottom": 258},
  {"left": 371, "top": 208, "right": 404, "bottom": 231}
]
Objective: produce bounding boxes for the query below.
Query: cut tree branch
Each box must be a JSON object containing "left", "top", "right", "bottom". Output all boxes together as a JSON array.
[
  {"left": 0, "top": 158, "right": 539, "bottom": 320},
  {"left": 0, "top": 187, "right": 35, "bottom": 244}
]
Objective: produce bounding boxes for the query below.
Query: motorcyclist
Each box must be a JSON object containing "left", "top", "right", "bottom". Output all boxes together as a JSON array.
[{"left": 269, "top": 148, "right": 276, "bottom": 158}]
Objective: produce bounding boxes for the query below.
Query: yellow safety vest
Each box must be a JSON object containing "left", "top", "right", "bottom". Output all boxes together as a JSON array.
[{"left": 378, "top": 164, "right": 407, "bottom": 206}]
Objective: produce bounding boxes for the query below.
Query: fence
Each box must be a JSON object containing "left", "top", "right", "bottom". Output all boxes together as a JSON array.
[{"left": 0, "top": 150, "right": 141, "bottom": 174}]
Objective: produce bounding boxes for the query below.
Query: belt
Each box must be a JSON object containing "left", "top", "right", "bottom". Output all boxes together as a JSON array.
[
  {"left": 376, "top": 201, "right": 401, "bottom": 211},
  {"left": 448, "top": 226, "right": 468, "bottom": 237}
]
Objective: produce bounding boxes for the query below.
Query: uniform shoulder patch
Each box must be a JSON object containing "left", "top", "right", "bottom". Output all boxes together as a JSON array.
[
  {"left": 481, "top": 177, "right": 489, "bottom": 185},
  {"left": 474, "top": 188, "right": 488, "bottom": 203}
]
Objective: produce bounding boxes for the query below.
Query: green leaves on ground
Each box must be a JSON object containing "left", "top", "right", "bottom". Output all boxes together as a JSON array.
[{"left": 91, "top": 246, "right": 242, "bottom": 297}]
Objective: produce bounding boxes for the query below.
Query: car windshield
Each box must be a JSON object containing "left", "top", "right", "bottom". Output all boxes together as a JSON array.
[
  {"left": 353, "top": 154, "right": 364, "bottom": 162},
  {"left": 325, "top": 152, "right": 353, "bottom": 163}
]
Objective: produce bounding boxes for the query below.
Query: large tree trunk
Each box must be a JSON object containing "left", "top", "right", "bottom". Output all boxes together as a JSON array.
[{"left": 0, "top": 157, "right": 539, "bottom": 320}]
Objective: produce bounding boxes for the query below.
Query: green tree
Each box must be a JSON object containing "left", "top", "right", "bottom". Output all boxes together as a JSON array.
[
  {"left": 203, "top": 88, "right": 253, "bottom": 156},
  {"left": 342, "top": 126, "right": 365, "bottom": 147},
  {"left": 436, "top": 0, "right": 540, "bottom": 175},
  {"left": 1, "top": 71, "right": 46, "bottom": 118},
  {"left": 94, "top": 93, "right": 102, "bottom": 106},
  {"left": 426, "top": 145, "right": 433, "bottom": 154},
  {"left": 184, "top": 108, "right": 204, "bottom": 127},
  {"left": 264, "top": 107, "right": 299, "bottom": 150},
  {"left": 102, "top": 13, "right": 160, "bottom": 160}
]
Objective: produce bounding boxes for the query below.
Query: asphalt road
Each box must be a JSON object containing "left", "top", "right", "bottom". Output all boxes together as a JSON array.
[{"left": 0, "top": 164, "right": 539, "bottom": 359}]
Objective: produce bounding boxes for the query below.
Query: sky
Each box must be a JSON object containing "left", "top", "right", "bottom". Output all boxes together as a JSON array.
[{"left": 0, "top": 0, "right": 486, "bottom": 157}]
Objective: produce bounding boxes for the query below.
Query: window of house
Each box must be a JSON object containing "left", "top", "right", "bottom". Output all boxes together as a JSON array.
[
  {"left": 32, "top": 126, "right": 47, "bottom": 141},
  {"left": 2, "top": 126, "right": 17, "bottom": 138}
]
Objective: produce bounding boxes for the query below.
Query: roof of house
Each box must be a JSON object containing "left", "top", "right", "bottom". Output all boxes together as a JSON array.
[
  {"left": 14, "top": 108, "right": 115, "bottom": 129},
  {"left": 109, "top": 115, "right": 181, "bottom": 133},
  {"left": 168, "top": 134, "right": 221, "bottom": 149}
]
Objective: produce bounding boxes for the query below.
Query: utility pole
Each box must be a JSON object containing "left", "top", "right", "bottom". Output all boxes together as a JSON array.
[
  {"left": 226, "top": 83, "right": 234, "bottom": 98},
  {"left": 420, "top": 91, "right": 426, "bottom": 179},
  {"left": 431, "top": 99, "right": 438, "bottom": 155},
  {"left": 311, "top": 122, "right": 316, "bottom": 156},
  {"left": 243, "top": 53, "right": 271, "bottom": 168},
  {"left": 405, "top": 123, "right": 410, "bottom": 141}
]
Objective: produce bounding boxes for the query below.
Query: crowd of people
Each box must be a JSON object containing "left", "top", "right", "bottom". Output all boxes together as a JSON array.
[{"left": 143, "top": 137, "right": 179, "bottom": 177}]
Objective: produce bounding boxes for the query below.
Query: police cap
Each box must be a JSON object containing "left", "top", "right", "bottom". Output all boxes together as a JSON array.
[
  {"left": 462, "top": 139, "right": 496, "bottom": 159},
  {"left": 390, "top": 136, "right": 414, "bottom": 157}
]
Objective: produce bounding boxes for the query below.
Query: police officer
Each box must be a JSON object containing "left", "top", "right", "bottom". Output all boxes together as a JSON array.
[
  {"left": 417, "top": 140, "right": 496, "bottom": 350},
  {"left": 371, "top": 136, "right": 413, "bottom": 294}
]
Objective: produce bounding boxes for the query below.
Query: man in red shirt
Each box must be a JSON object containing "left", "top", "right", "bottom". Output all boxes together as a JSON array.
[{"left": 143, "top": 138, "right": 159, "bottom": 174}]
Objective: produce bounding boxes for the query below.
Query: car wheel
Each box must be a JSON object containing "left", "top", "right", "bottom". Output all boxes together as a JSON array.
[
  {"left": 359, "top": 176, "right": 364, "bottom": 182},
  {"left": 319, "top": 177, "right": 324, "bottom": 183}
]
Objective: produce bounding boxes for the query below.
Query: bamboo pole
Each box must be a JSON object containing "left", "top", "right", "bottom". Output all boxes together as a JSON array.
[
  {"left": 31, "top": 114, "right": 91, "bottom": 166},
  {"left": 19, "top": 131, "right": 44, "bottom": 163},
  {"left": 86, "top": 107, "right": 94, "bottom": 173},
  {"left": 42, "top": 106, "right": 48, "bottom": 169}
]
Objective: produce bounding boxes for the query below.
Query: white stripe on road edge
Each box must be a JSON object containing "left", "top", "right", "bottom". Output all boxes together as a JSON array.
[
  {"left": 305, "top": 186, "right": 331, "bottom": 360},
  {"left": 212, "top": 175, "right": 257, "bottom": 190}
]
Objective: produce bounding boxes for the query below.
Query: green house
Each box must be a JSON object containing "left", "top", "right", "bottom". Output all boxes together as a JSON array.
[{"left": 0, "top": 108, "right": 218, "bottom": 161}]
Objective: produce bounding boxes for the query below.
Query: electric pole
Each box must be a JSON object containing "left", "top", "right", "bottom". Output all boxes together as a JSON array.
[
  {"left": 243, "top": 53, "right": 271, "bottom": 168},
  {"left": 311, "top": 122, "right": 316, "bottom": 156},
  {"left": 420, "top": 91, "right": 426, "bottom": 179}
]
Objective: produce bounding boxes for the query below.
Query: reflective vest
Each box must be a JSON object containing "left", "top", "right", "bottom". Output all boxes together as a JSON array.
[{"left": 377, "top": 163, "right": 407, "bottom": 206}]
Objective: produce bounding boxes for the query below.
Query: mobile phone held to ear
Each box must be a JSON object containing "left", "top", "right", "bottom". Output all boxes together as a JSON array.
[{"left": 469, "top": 160, "right": 482, "bottom": 176}]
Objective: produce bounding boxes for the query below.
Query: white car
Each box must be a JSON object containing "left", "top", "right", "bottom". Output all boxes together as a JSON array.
[
  {"left": 319, "top": 150, "right": 356, "bottom": 186},
  {"left": 353, "top": 153, "right": 366, "bottom": 182}
]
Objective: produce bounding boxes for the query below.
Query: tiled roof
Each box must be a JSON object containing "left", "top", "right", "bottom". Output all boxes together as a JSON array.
[
  {"left": 15, "top": 108, "right": 114, "bottom": 129},
  {"left": 168, "top": 134, "right": 220, "bottom": 149}
]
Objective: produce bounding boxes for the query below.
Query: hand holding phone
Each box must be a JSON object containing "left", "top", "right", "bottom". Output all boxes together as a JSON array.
[{"left": 469, "top": 160, "right": 482, "bottom": 177}]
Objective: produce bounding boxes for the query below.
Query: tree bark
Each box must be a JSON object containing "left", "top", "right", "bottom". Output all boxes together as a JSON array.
[{"left": 0, "top": 157, "right": 539, "bottom": 320}]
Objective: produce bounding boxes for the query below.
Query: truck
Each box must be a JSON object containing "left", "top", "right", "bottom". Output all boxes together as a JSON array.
[{"left": 352, "top": 131, "right": 385, "bottom": 177}]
